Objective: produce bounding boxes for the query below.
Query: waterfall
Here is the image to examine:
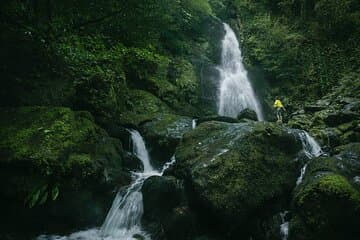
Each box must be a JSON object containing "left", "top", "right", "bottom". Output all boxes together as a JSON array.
[
  {"left": 298, "top": 131, "right": 323, "bottom": 158},
  {"left": 37, "top": 130, "right": 175, "bottom": 240},
  {"left": 129, "top": 129, "right": 154, "bottom": 173},
  {"left": 295, "top": 130, "right": 322, "bottom": 186},
  {"left": 217, "top": 23, "right": 263, "bottom": 121},
  {"left": 296, "top": 164, "right": 308, "bottom": 186},
  {"left": 276, "top": 131, "right": 323, "bottom": 240},
  {"left": 279, "top": 211, "right": 289, "bottom": 240},
  {"left": 192, "top": 119, "right": 197, "bottom": 129}
]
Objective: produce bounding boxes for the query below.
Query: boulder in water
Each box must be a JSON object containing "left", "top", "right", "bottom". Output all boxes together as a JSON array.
[
  {"left": 142, "top": 176, "right": 184, "bottom": 220},
  {"left": 174, "top": 121, "right": 303, "bottom": 238},
  {"left": 142, "top": 176, "right": 195, "bottom": 240}
]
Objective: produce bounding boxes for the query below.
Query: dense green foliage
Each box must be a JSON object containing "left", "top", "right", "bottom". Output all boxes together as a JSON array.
[
  {"left": 0, "top": 0, "right": 217, "bottom": 121},
  {"left": 225, "top": 0, "right": 360, "bottom": 103}
]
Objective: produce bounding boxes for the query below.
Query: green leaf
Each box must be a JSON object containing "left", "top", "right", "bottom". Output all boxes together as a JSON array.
[
  {"left": 28, "top": 189, "right": 41, "bottom": 208},
  {"left": 38, "top": 191, "right": 48, "bottom": 205},
  {"left": 51, "top": 186, "right": 59, "bottom": 201}
]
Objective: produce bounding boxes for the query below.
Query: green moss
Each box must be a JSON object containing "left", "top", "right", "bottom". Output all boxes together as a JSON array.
[
  {"left": 119, "top": 89, "right": 172, "bottom": 125},
  {"left": 297, "top": 174, "right": 360, "bottom": 205},
  {"left": 169, "top": 58, "right": 200, "bottom": 106},
  {"left": 0, "top": 106, "right": 124, "bottom": 208},
  {"left": 293, "top": 172, "right": 360, "bottom": 239},
  {"left": 175, "top": 121, "right": 302, "bottom": 224},
  {"left": 0, "top": 107, "right": 99, "bottom": 166}
]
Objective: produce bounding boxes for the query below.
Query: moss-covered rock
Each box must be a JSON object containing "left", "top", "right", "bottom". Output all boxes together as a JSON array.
[
  {"left": 236, "top": 108, "right": 258, "bottom": 121},
  {"left": 142, "top": 176, "right": 186, "bottom": 221},
  {"left": 118, "top": 89, "right": 172, "bottom": 125},
  {"left": 0, "top": 107, "right": 128, "bottom": 236},
  {"left": 288, "top": 90, "right": 359, "bottom": 151},
  {"left": 290, "top": 153, "right": 360, "bottom": 240},
  {"left": 141, "top": 114, "right": 192, "bottom": 166},
  {"left": 142, "top": 176, "right": 194, "bottom": 240},
  {"left": 174, "top": 121, "right": 303, "bottom": 237}
]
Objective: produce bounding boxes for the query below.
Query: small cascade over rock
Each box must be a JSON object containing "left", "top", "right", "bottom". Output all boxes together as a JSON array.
[
  {"left": 37, "top": 130, "right": 175, "bottom": 240},
  {"left": 280, "top": 211, "right": 289, "bottom": 240},
  {"left": 277, "top": 130, "right": 323, "bottom": 239},
  {"left": 298, "top": 131, "right": 323, "bottom": 158},
  {"left": 217, "top": 23, "right": 263, "bottom": 121},
  {"left": 295, "top": 130, "right": 323, "bottom": 185},
  {"left": 192, "top": 119, "right": 197, "bottom": 129}
]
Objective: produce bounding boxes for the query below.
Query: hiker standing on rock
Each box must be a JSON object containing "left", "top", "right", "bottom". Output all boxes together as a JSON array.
[{"left": 274, "top": 96, "right": 286, "bottom": 123}]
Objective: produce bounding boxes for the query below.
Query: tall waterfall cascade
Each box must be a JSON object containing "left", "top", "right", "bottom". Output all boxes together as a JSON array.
[
  {"left": 37, "top": 129, "right": 175, "bottom": 240},
  {"left": 217, "top": 23, "right": 263, "bottom": 120}
]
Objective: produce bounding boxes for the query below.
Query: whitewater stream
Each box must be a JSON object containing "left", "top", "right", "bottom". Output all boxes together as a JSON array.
[
  {"left": 38, "top": 129, "right": 175, "bottom": 240},
  {"left": 279, "top": 130, "right": 323, "bottom": 240},
  {"left": 217, "top": 23, "right": 263, "bottom": 120}
]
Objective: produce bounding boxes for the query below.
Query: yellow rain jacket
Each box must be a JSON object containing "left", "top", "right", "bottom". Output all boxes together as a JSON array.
[{"left": 274, "top": 99, "right": 284, "bottom": 108}]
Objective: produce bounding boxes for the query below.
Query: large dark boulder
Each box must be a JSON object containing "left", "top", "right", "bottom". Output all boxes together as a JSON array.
[
  {"left": 0, "top": 107, "right": 129, "bottom": 237},
  {"left": 174, "top": 121, "right": 303, "bottom": 238},
  {"left": 289, "top": 151, "right": 360, "bottom": 240},
  {"left": 237, "top": 108, "right": 258, "bottom": 121},
  {"left": 142, "top": 176, "right": 184, "bottom": 220},
  {"left": 142, "top": 176, "right": 195, "bottom": 240}
]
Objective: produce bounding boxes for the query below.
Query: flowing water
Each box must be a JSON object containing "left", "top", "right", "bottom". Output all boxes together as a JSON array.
[
  {"left": 295, "top": 130, "right": 323, "bottom": 186},
  {"left": 298, "top": 131, "right": 323, "bottom": 159},
  {"left": 217, "top": 23, "right": 263, "bottom": 120},
  {"left": 279, "top": 211, "right": 289, "bottom": 240},
  {"left": 192, "top": 119, "right": 197, "bottom": 129},
  {"left": 37, "top": 129, "right": 175, "bottom": 240},
  {"left": 279, "top": 131, "right": 323, "bottom": 240}
]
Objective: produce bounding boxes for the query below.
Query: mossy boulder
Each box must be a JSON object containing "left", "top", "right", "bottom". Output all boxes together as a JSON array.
[
  {"left": 288, "top": 91, "right": 359, "bottom": 150},
  {"left": 142, "top": 176, "right": 194, "bottom": 240},
  {"left": 287, "top": 113, "right": 313, "bottom": 130},
  {"left": 0, "top": 107, "right": 128, "bottom": 236},
  {"left": 174, "top": 121, "right": 303, "bottom": 237},
  {"left": 237, "top": 108, "right": 258, "bottom": 121},
  {"left": 118, "top": 89, "right": 172, "bottom": 125},
  {"left": 141, "top": 114, "right": 192, "bottom": 166},
  {"left": 142, "top": 176, "right": 185, "bottom": 221},
  {"left": 290, "top": 154, "right": 360, "bottom": 240}
]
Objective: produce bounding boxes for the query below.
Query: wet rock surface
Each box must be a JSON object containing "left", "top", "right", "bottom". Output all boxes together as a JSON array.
[
  {"left": 141, "top": 114, "right": 192, "bottom": 167},
  {"left": 173, "top": 121, "right": 303, "bottom": 238},
  {"left": 289, "top": 144, "right": 360, "bottom": 240}
]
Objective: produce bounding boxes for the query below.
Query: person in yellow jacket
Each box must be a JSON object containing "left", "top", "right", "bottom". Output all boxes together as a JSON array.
[{"left": 274, "top": 96, "right": 286, "bottom": 123}]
